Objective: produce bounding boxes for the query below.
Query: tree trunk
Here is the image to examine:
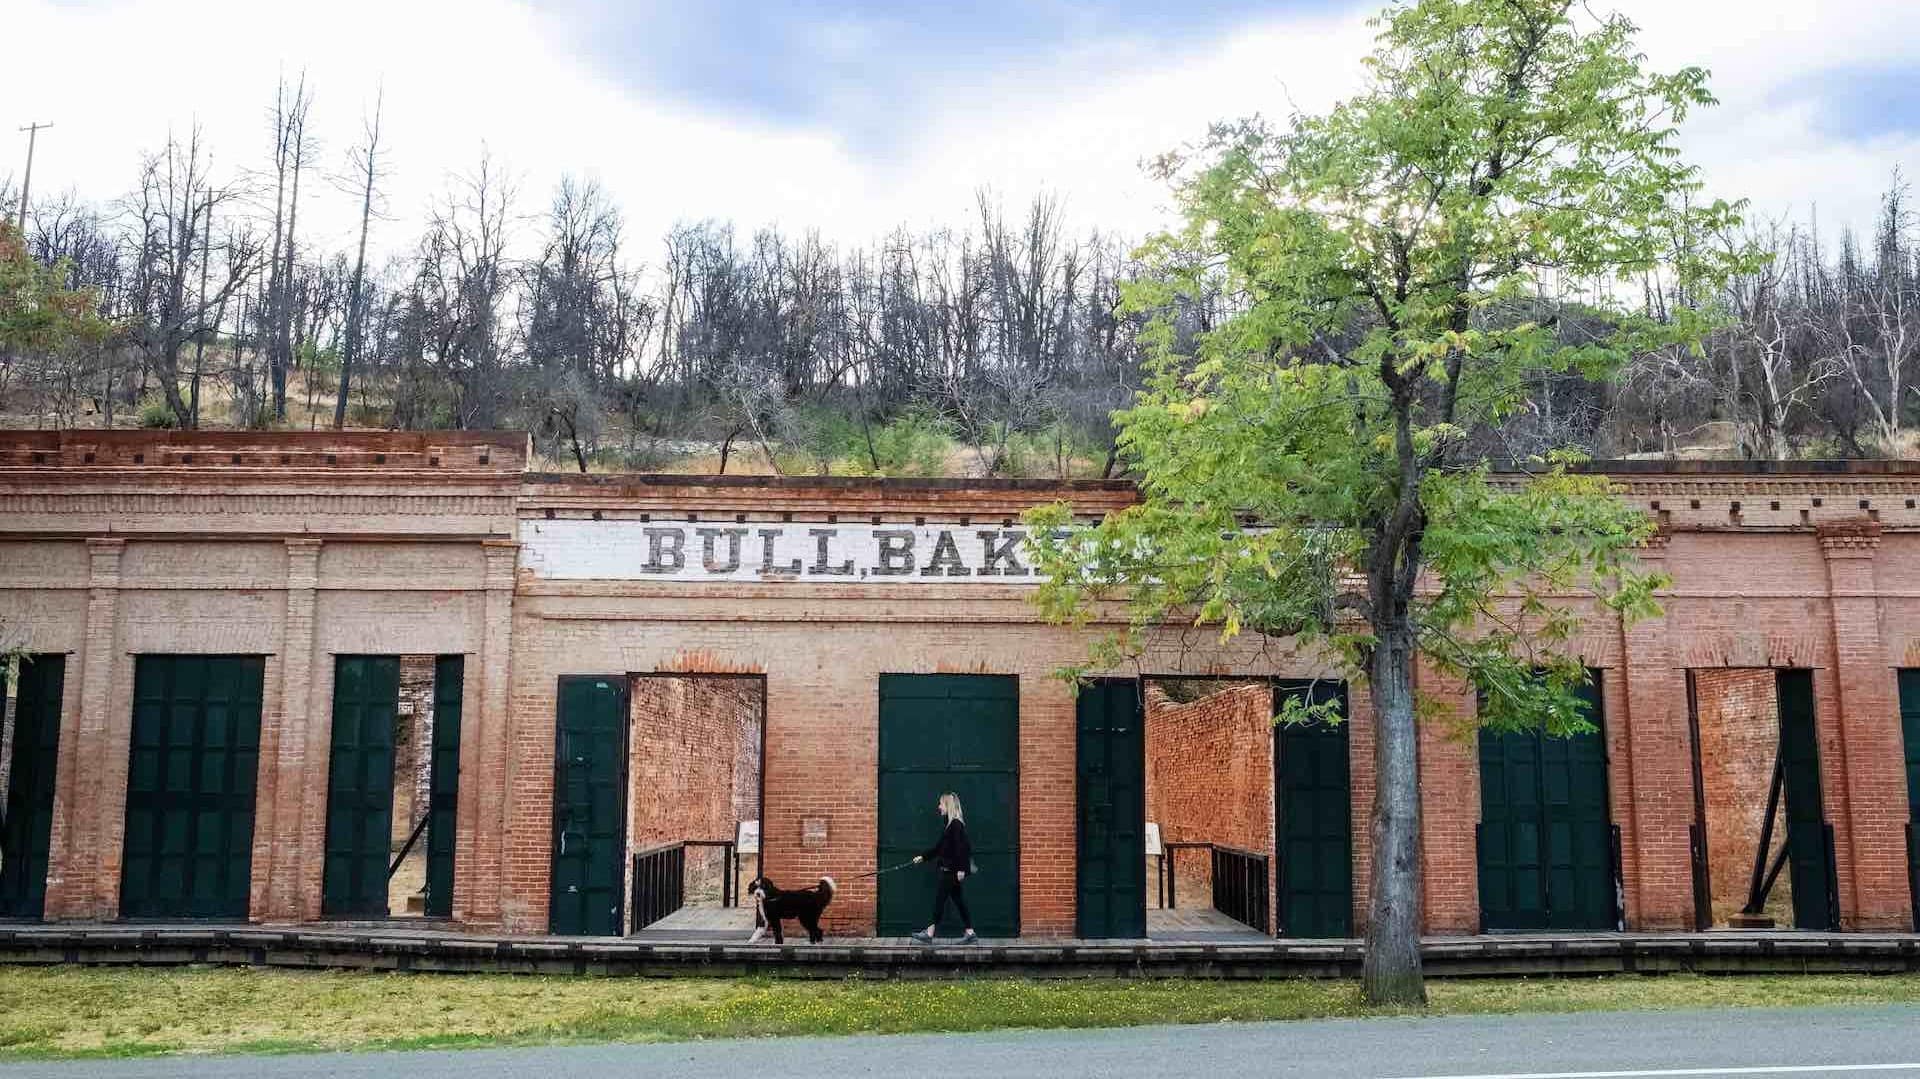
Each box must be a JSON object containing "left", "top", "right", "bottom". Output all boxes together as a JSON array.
[{"left": 1361, "top": 619, "right": 1426, "bottom": 1005}]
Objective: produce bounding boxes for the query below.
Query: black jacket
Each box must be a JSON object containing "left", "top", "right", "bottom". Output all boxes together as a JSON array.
[{"left": 922, "top": 817, "right": 973, "bottom": 873}]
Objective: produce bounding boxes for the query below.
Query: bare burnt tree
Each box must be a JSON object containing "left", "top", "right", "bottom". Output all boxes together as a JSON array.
[
  {"left": 410, "top": 151, "right": 516, "bottom": 429},
  {"left": 333, "top": 88, "right": 387, "bottom": 429},
  {"left": 262, "top": 72, "right": 315, "bottom": 421},
  {"left": 123, "top": 126, "right": 261, "bottom": 428}
]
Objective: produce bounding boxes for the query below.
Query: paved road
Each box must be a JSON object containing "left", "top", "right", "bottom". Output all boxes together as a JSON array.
[{"left": 7, "top": 1004, "right": 1920, "bottom": 1078}]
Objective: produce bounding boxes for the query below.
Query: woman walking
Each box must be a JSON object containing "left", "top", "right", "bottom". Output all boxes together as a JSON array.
[{"left": 910, "top": 792, "right": 976, "bottom": 944}]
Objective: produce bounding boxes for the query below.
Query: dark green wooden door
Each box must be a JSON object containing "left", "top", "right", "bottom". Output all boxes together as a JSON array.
[
  {"left": 322, "top": 656, "right": 399, "bottom": 917},
  {"left": 1275, "top": 680, "right": 1351, "bottom": 938},
  {"left": 550, "top": 676, "right": 627, "bottom": 936},
  {"left": 0, "top": 656, "right": 64, "bottom": 919},
  {"left": 121, "top": 655, "right": 264, "bottom": 920},
  {"left": 1777, "top": 669, "right": 1837, "bottom": 930},
  {"left": 424, "top": 655, "right": 464, "bottom": 919},
  {"left": 878, "top": 674, "right": 1019, "bottom": 937},
  {"left": 1478, "top": 675, "right": 1615, "bottom": 932},
  {"left": 1900, "top": 670, "right": 1920, "bottom": 930},
  {"left": 1076, "top": 679, "right": 1145, "bottom": 939}
]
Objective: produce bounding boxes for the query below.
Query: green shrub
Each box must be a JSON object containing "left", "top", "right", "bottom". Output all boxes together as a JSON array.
[{"left": 137, "top": 400, "right": 179, "bottom": 429}]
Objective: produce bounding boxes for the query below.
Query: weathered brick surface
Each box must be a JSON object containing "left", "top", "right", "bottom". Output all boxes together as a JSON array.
[
  {"left": 1144, "top": 682, "right": 1275, "bottom": 928},
  {"left": 4, "top": 432, "right": 1920, "bottom": 937},
  {"left": 1692, "top": 668, "right": 1790, "bottom": 925}
]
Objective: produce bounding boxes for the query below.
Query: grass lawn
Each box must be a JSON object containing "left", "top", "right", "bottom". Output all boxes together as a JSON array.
[{"left": 2, "top": 967, "right": 1918, "bottom": 1060}]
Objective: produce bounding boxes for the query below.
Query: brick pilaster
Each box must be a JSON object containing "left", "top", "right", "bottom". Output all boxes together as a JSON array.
[
  {"left": 257, "top": 539, "right": 320, "bottom": 922},
  {"left": 1818, "top": 522, "right": 1909, "bottom": 928},
  {"left": 1617, "top": 533, "right": 1695, "bottom": 929},
  {"left": 1414, "top": 656, "right": 1479, "bottom": 934},
  {"left": 43, "top": 539, "right": 123, "bottom": 919},
  {"left": 461, "top": 540, "right": 517, "bottom": 926}
]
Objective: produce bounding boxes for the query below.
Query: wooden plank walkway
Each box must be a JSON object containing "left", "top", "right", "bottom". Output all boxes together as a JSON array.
[{"left": 2, "top": 922, "right": 1917, "bottom": 979}]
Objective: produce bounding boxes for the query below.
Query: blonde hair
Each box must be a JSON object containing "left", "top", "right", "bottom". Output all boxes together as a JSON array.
[{"left": 939, "top": 792, "right": 965, "bottom": 823}]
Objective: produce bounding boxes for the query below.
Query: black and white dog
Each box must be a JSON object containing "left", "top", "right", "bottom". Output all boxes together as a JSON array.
[{"left": 746, "top": 875, "right": 836, "bottom": 944}]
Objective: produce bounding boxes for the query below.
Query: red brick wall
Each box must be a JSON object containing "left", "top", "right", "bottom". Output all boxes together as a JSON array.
[
  {"left": 1692, "top": 668, "right": 1791, "bottom": 925},
  {"left": 1144, "top": 681, "right": 1274, "bottom": 930},
  {"left": 10, "top": 445, "right": 1920, "bottom": 939},
  {"left": 628, "top": 675, "right": 762, "bottom": 850}
]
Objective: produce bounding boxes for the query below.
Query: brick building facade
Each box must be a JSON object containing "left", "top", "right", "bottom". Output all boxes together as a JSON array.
[{"left": 2, "top": 431, "right": 1919, "bottom": 938}]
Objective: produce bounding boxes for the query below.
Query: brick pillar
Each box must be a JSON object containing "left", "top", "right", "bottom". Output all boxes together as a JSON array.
[
  {"left": 258, "top": 539, "right": 320, "bottom": 922},
  {"left": 44, "top": 538, "right": 123, "bottom": 919},
  {"left": 1618, "top": 532, "right": 1694, "bottom": 929},
  {"left": 1347, "top": 681, "right": 1377, "bottom": 936},
  {"left": 1818, "top": 522, "right": 1910, "bottom": 929},
  {"left": 1414, "top": 657, "right": 1479, "bottom": 935},
  {"left": 1018, "top": 674, "right": 1076, "bottom": 936},
  {"left": 458, "top": 540, "right": 517, "bottom": 926}
]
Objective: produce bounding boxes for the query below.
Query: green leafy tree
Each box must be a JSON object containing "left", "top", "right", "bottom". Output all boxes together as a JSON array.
[
  {"left": 0, "top": 219, "right": 106, "bottom": 357},
  {"left": 1026, "top": 0, "right": 1747, "bottom": 1004}
]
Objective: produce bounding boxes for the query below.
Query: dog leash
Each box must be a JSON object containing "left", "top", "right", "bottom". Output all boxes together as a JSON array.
[{"left": 851, "top": 859, "right": 918, "bottom": 880}]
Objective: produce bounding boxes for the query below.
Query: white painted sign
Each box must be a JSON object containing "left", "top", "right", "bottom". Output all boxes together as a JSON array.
[
  {"left": 736, "top": 820, "right": 760, "bottom": 855},
  {"left": 1145, "top": 822, "right": 1162, "bottom": 857},
  {"left": 521, "top": 519, "right": 1041, "bottom": 584}
]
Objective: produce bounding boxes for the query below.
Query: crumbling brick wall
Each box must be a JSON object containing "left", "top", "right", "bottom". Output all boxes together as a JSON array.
[
  {"left": 1693, "top": 667, "right": 1791, "bottom": 926},
  {"left": 1144, "top": 681, "right": 1274, "bottom": 928}
]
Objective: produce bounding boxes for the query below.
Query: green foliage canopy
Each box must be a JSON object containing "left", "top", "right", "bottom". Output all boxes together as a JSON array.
[
  {"left": 1026, "top": 0, "right": 1751, "bottom": 735},
  {"left": 0, "top": 220, "right": 108, "bottom": 359}
]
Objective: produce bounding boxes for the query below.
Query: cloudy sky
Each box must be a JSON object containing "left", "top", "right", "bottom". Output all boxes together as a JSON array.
[{"left": 5, "top": 0, "right": 1920, "bottom": 261}]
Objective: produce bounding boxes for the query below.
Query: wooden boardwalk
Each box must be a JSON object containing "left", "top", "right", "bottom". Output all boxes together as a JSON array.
[
  {"left": 4, "top": 921, "right": 1919, "bottom": 979},
  {"left": 631, "top": 906, "right": 1272, "bottom": 945}
]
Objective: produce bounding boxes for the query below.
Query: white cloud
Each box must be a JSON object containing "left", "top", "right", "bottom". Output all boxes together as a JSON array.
[{"left": 4, "top": 0, "right": 1919, "bottom": 263}]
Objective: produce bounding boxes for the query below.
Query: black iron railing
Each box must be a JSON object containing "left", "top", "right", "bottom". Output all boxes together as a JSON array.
[
  {"left": 685, "top": 839, "right": 739, "bottom": 908},
  {"left": 629, "top": 839, "right": 741, "bottom": 934},
  {"left": 1156, "top": 841, "right": 1213, "bottom": 910},
  {"left": 1210, "top": 844, "right": 1270, "bottom": 933},
  {"left": 630, "top": 843, "right": 687, "bottom": 933}
]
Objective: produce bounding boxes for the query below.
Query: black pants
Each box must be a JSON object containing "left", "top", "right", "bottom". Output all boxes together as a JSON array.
[{"left": 932, "top": 870, "right": 972, "bottom": 929}]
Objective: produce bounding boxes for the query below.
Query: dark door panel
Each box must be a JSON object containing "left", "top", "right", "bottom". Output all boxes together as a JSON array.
[
  {"left": 322, "top": 656, "right": 399, "bottom": 917},
  {"left": 549, "top": 676, "right": 627, "bottom": 936},
  {"left": 1776, "top": 669, "right": 1836, "bottom": 931},
  {"left": 1479, "top": 674, "right": 1614, "bottom": 932},
  {"left": 1076, "top": 680, "right": 1145, "bottom": 939},
  {"left": 425, "top": 655, "right": 464, "bottom": 919},
  {"left": 1276, "top": 680, "right": 1351, "bottom": 938},
  {"left": 0, "top": 656, "right": 65, "bottom": 919},
  {"left": 121, "top": 655, "right": 264, "bottom": 920},
  {"left": 878, "top": 674, "right": 1019, "bottom": 938}
]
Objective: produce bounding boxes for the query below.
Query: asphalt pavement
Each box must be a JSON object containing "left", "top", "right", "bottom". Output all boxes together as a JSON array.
[{"left": 6, "top": 1003, "right": 1920, "bottom": 1078}]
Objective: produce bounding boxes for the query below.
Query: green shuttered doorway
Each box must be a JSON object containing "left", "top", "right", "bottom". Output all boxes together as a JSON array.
[
  {"left": 121, "top": 655, "right": 265, "bottom": 920},
  {"left": 1275, "top": 680, "right": 1352, "bottom": 938},
  {"left": 0, "top": 656, "right": 65, "bottom": 919},
  {"left": 878, "top": 674, "right": 1019, "bottom": 937},
  {"left": 1075, "top": 679, "right": 1145, "bottom": 939},
  {"left": 1477, "top": 674, "right": 1617, "bottom": 932},
  {"left": 550, "top": 675, "right": 628, "bottom": 936}
]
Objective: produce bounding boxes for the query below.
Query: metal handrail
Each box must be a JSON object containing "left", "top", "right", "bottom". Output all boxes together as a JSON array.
[{"left": 1158, "top": 841, "right": 1212, "bottom": 910}]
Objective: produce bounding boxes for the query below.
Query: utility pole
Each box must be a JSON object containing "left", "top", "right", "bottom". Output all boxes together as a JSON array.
[{"left": 16, "top": 121, "right": 52, "bottom": 234}]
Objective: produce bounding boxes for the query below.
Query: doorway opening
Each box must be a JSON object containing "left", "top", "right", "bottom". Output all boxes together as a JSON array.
[
  {"left": 321, "top": 654, "right": 463, "bottom": 920},
  {"left": 625, "top": 674, "right": 765, "bottom": 939},
  {"left": 1684, "top": 667, "right": 1836, "bottom": 930},
  {"left": 1111, "top": 677, "right": 1350, "bottom": 942}
]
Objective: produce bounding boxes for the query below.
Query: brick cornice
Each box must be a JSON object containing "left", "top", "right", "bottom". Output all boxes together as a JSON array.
[{"left": 1818, "top": 519, "right": 1883, "bottom": 556}]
